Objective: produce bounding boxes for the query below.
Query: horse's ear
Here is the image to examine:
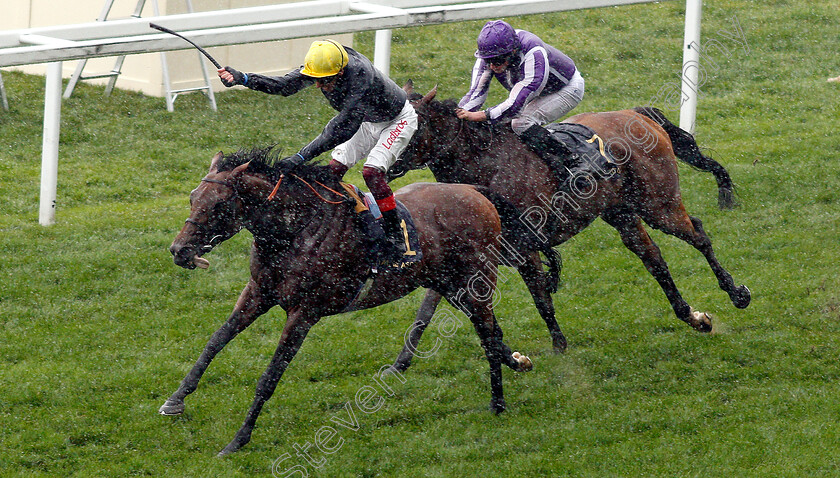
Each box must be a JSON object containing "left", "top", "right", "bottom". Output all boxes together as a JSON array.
[
  {"left": 232, "top": 162, "right": 250, "bottom": 175},
  {"left": 403, "top": 79, "right": 414, "bottom": 95},
  {"left": 419, "top": 85, "right": 437, "bottom": 106},
  {"left": 227, "top": 161, "right": 250, "bottom": 184},
  {"left": 209, "top": 151, "right": 223, "bottom": 172}
]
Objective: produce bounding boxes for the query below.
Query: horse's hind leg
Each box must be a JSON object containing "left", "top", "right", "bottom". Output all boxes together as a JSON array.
[
  {"left": 159, "top": 281, "right": 271, "bottom": 416},
  {"left": 386, "top": 288, "right": 443, "bottom": 374},
  {"left": 646, "top": 211, "right": 751, "bottom": 309},
  {"left": 443, "top": 287, "right": 532, "bottom": 414},
  {"left": 518, "top": 252, "right": 567, "bottom": 353},
  {"left": 602, "top": 209, "right": 712, "bottom": 332}
]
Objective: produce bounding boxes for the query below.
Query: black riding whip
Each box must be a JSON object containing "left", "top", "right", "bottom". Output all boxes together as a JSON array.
[{"left": 149, "top": 23, "right": 222, "bottom": 69}]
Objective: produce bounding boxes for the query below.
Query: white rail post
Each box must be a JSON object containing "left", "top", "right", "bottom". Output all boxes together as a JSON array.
[
  {"left": 39, "top": 62, "right": 62, "bottom": 226},
  {"left": 374, "top": 29, "right": 392, "bottom": 77},
  {"left": 679, "top": 0, "right": 702, "bottom": 134},
  {"left": 0, "top": 71, "right": 8, "bottom": 110}
]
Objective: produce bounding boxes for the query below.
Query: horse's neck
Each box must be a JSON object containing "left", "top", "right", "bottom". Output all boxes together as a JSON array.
[
  {"left": 432, "top": 125, "right": 520, "bottom": 185},
  {"left": 248, "top": 187, "right": 360, "bottom": 254}
]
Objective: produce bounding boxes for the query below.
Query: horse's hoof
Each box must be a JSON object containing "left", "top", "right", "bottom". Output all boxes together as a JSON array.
[
  {"left": 733, "top": 285, "right": 751, "bottom": 309},
  {"left": 217, "top": 441, "right": 243, "bottom": 457},
  {"left": 552, "top": 334, "right": 568, "bottom": 354},
  {"left": 688, "top": 308, "right": 713, "bottom": 333},
  {"left": 218, "top": 431, "right": 251, "bottom": 456},
  {"left": 217, "top": 448, "right": 232, "bottom": 457},
  {"left": 158, "top": 399, "right": 185, "bottom": 416},
  {"left": 512, "top": 352, "right": 533, "bottom": 372},
  {"left": 381, "top": 364, "right": 407, "bottom": 376},
  {"left": 490, "top": 398, "right": 506, "bottom": 415}
]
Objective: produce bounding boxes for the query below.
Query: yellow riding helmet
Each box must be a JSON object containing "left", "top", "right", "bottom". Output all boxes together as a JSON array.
[{"left": 300, "top": 40, "right": 349, "bottom": 78}]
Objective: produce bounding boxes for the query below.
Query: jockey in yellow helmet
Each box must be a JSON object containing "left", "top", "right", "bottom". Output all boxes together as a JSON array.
[{"left": 218, "top": 40, "right": 418, "bottom": 263}]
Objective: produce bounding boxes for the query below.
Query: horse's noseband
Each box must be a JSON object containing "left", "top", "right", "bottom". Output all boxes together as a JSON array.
[{"left": 201, "top": 177, "right": 237, "bottom": 194}]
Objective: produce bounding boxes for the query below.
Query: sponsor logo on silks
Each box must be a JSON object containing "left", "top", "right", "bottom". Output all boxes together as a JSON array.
[{"left": 382, "top": 120, "right": 409, "bottom": 150}]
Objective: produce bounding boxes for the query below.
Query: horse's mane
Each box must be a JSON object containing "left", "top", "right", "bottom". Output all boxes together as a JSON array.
[
  {"left": 216, "top": 146, "right": 336, "bottom": 186},
  {"left": 410, "top": 94, "right": 508, "bottom": 139},
  {"left": 216, "top": 146, "right": 279, "bottom": 175}
]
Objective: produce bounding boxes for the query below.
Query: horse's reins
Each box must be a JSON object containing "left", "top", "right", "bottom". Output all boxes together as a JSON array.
[
  {"left": 476, "top": 124, "right": 494, "bottom": 151},
  {"left": 263, "top": 173, "right": 354, "bottom": 238},
  {"left": 267, "top": 174, "right": 347, "bottom": 204},
  {"left": 407, "top": 110, "right": 465, "bottom": 171},
  {"left": 440, "top": 116, "right": 466, "bottom": 155}
]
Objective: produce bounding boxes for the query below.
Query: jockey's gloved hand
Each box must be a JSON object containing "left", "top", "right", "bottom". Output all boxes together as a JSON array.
[
  {"left": 220, "top": 66, "right": 247, "bottom": 87},
  {"left": 278, "top": 153, "right": 307, "bottom": 175}
]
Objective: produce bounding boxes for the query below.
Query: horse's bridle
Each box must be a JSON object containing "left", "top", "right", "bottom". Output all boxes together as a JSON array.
[
  {"left": 401, "top": 108, "right": 466, "bottom": 172},
  {"left": 201, "top": 177, "right": 235, "bottom": 188},
  {"left": 184, "top": 177, "right": 242, "bottom": 249}
]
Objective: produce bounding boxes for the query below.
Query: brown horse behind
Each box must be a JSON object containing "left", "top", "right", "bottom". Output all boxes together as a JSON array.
[
  {"left": 386, "top": 85, "right": 750, "bottom": 371},
  {"left": 159, "top": 149, "right": 533, "bottom": 455}
]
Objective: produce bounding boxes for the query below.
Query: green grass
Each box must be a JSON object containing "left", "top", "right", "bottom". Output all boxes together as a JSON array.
[{"left": 2, "top": 0, "right": 840, "bottom": 476}]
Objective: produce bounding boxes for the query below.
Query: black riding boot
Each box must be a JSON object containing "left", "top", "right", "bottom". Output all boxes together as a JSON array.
[
  {"left": 519, "top": 124, "right": 577, "bottom": 165},
  {"left": 380, "top": 208, "right": 407, "bottom": 262},
  {"left": 356, "top": 209, "right": 386, "bottom": 270},
  {"left": 519, "top": 124, "right": 579, "bottom": 186}
]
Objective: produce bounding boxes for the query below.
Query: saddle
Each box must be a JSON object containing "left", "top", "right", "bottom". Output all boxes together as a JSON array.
[{"left": 543, "top": 122, "right": 619, "bottom": 186}]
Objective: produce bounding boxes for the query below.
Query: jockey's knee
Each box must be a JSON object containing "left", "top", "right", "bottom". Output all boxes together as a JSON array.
[{"left": 511, "top": 117, "right": 538, "bottom": 135}]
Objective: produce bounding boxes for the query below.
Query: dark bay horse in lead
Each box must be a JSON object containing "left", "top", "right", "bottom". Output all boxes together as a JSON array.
[{"left": 159, "top": 149, "right": 533, "bottom": 455}]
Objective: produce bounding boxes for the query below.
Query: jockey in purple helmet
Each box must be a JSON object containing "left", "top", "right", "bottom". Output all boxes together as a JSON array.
[{"left": 456, "top": 20, "right": 585, "bottom": 162}]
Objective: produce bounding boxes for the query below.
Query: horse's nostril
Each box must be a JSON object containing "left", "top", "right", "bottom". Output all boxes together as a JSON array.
[{"left": 170, "top": 243, "right": 193, "bottom": 261}]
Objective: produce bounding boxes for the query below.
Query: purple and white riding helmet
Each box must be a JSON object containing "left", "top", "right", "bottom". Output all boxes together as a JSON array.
[{"left": 474, "top": 20, "right": 520, "bottom": 59}]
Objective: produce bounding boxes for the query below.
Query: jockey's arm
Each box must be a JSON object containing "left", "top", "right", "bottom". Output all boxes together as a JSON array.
[
  {"left": 298, "top": 104, "right": 366, "bottom": 161},
  {"left": 459, "top": 58, "right": 492, "bottom": 112},
  {"left": 485, "top": 48, "right": 549, "bottom": 123},
  {"left": 455, "top": 108, "right": 488, "bottom": 122},
  {"left": 217, "top": 67, "right": 313, "bottom": 96}
]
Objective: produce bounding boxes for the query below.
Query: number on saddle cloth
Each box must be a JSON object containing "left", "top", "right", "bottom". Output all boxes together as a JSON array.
[{"left": 389, "top": 201, "right": 422, "bottom": 267}]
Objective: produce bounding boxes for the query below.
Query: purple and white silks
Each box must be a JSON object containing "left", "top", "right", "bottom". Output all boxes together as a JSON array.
[{"left": 459, "top": 29, "right": 578, "bottom": 124}]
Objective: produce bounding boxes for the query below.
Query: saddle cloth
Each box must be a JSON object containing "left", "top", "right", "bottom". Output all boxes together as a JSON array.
[
  {"left": 341, "top": 183, "right": 422, "bottom": 268},
  {"left": 338, "top": 184, "right": 423, "bottom": 313}
]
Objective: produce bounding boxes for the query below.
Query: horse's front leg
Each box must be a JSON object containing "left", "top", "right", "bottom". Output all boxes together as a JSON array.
[
  {"left": 159, "top": 280, "right": 271, "bottom": 416},
  {"left": 218, "top": 308, "right": 319, "bottom": 456},
  {"left": 386, "top": 288, "right": 443, "bottom": 374}
]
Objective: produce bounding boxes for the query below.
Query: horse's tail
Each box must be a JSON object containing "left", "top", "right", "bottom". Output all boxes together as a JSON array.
[
  {"left": 473, "top": 186, "right": 561, "bottom": 293},
  {"left": 632, "top": 106, "right": 737, "bottom": 209}
]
